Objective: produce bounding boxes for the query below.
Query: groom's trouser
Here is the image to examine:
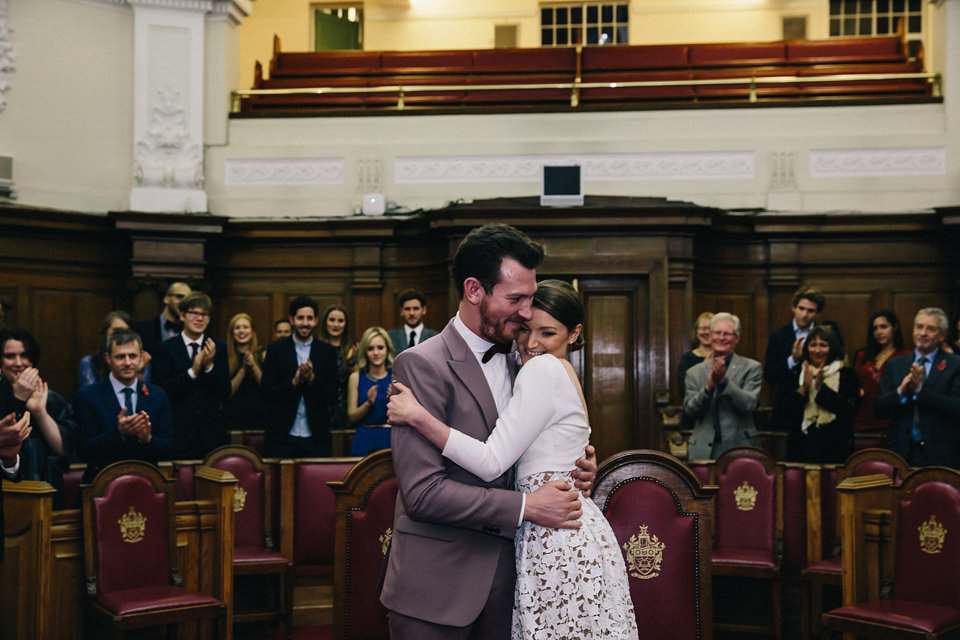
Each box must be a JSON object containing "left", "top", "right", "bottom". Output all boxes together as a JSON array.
[{"left": 387, "top": 538, "right": 515, "bottom": 640}]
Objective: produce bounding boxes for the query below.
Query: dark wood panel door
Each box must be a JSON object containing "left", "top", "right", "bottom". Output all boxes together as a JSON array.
[{"left": 574, "top": 277, "right": 649, "bottom": 463}]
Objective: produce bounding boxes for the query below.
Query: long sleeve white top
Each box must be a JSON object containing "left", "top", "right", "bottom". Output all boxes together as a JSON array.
[{"left": 441, "top": 354, "right": 589, "bottom": 482}]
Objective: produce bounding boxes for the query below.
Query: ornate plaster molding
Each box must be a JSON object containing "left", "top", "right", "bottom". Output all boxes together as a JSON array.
[
  {"left": 394, "top": 152, "right": 756, "bottom": 183},
  {"left": 224, "top": 158, "right": 345, "bottom": 185},
  {"left": 134, "top": 84, "right": 203, "bottom": 190},
  {"left": 809, "top": 147, "right": 946, "bottom": 177},
  {"left": 127, "top": 0, "right": 215, "bottom": 11},
  {"left": 0, "top": 0, "right": 15, "bottom": 113}
]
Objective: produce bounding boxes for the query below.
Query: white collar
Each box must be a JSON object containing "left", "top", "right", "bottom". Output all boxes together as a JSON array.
[
  {"left": 108, "top": 373, "right": 138, "bottom": 395},
  {"left": 454, "top": 312, "right": 495, "bottom": 357},
  {"left": 405, "top": 323, "right": 424, "bottom": 335},
  {"left": 181, "top": 332, "right": 204, "bottom": 348},
  {"left": 793, "top": 320, "right": 814, "bottom": 335}
]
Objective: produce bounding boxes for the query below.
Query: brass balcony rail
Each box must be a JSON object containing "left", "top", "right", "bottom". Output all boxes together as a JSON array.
[{"left": 231, "top": 71, "right": 941, "bottom": 112}]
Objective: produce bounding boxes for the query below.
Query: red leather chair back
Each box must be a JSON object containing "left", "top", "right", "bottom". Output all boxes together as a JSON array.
[
  {"left": 295, "top": 461, "right": 356, "bottom": 576},
  {"left": 716, "top": 457, "right": 775, "bottom": 552},
  {"left": 243, "top": 432, "right": 266, "bottom": 455},
  {"left": 893, "top": 480, "right": 960, "bottom": 609},
  {"left": 61, "top": 468, "right": 84, "bottom": 510},
  {"left": 821, "top": 467, "right": 840, "bottom": 557},
  {"left": 93, "top": 474, "right": 170, "bottom": 594},
  {"left": 853, "top": 459, "right": 896, "bottom": 479},
  {"left": 781, "top": 466, "right": 808, "bottom": 572},
  {"left": 345, "top": 475, "right": 398, "bottom": 640},
  {"left": 688, "top": 462, "right": 711, "bottom": 486},
  {"left": 173, "top": 463, "right": 196, "bottom": 502},
  {"left": 604, "top": 477, "right": 700, "bottom": 640},
  {"left": 211, "top": 455, "right": 265, "bottom": 549}
]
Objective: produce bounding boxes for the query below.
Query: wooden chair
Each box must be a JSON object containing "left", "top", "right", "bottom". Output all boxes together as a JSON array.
[
  {"left": 328, "top": 449, "right": 397, "bottom": 640},
  {"left": 203, "top": 444, "right": 293, "bottom": 639},
  {"left": 710, "top": 446, "right": 782, "bottom": 640},
  {"left": 802, "top": 448, "right": 910, "bottom": 638},
  {"left": 595, "top": 449, "right": 717, "bottom": 639},
  {"left": 822, "top": 466, "right": 960, "bottom": 639},
  {"left": 81, "top": 460, "right": 226, "bottom": 639}
]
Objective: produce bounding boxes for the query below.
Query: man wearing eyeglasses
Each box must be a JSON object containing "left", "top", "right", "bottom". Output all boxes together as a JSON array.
[
  {"left": 134, "top": 281, "right": 192, "bottom": 355},
  {"left": 152, "top": 291, "right": 230, "bottom": 458},
  {"left": 684, "top": 312, "right": 762, "bottom": 459}
]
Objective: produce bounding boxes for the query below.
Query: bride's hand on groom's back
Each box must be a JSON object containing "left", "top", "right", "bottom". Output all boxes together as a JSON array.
[
  {"left": 572, "top": 445, "right": 597, "bottom": 498},
  {"left": 523, "top": 481, "right": 583, "bottom": 529}
]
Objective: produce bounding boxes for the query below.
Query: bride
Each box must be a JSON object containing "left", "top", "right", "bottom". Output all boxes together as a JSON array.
[{"left": 388, "top": 279, "right": 638, "bottom": 640}]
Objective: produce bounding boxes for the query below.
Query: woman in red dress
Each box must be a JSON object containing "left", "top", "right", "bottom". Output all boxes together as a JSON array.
[{"left": 852, "top": 310, "right": 909, "bottom": 442}]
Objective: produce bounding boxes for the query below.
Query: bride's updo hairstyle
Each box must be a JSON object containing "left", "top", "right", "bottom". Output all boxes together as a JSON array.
[{"left": 533, "top": 279, "right": 585, "bottom": 352}]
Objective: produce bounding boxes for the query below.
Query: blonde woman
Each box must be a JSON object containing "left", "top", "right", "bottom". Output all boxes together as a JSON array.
[
  {"left": 347, "top": 326, "right": 395, "bottom": 456},
  {"left": 224, "top": 313, "right": 265, "bottom": 430}
]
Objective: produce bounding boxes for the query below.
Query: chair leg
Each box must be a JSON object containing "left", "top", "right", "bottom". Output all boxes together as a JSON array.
[
  {"left": 284, "top": 567, "right": 294, "bottom": 640},
  {"left": 810, "top": 580, "right": 824, "bottom": 637},
  {"left": 801, "top": 580, "right": 811, "bottom": 640},
  {"left": 772, "top": 578, "right": 782, "bottom": 640}
]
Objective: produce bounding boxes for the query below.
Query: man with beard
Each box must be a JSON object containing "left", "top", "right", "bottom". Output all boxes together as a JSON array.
[
  {"left": 135, "top": 281, "right": 191, "bottom": 355},
  {"left": 381, "top": 224, "right": 597, "bottom": 639},
  {"left": 261, "top": 296, "right": 338, "bottom": 457}
]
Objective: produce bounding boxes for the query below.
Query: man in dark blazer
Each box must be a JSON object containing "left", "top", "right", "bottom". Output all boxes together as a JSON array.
[
  {"left": 764, "top": 286, "right": 825, "bottom": 431},
  {"left": 876, "top": 307, "right": 960, "bottom": 467},
  {"left": 75, "top": 329, "right": 175, "bottom": 482},
  {"left": 0, "top": 410, "right": 29, "bottom": 563},
  {"left": 151, "top": 292, "right": 230, "bottom": 459},
  {"left": 261, "top": 296, "right": 338, "bottom": 458},
  {"left": 387, "top": 289, "right": 439, "bottom": 355},
  {"left": 382, "top": 224, "right": 594, "bottom": 639},
  {"left": 134, "top": 281, "right": 191, "bottom": 355}
]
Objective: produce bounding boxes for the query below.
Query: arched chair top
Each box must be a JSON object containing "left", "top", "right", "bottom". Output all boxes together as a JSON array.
[
  {"left": 329, "top": 448, "right": 394, "bottom": 497},
  {"left": 594, "top": 449, "right": 717, "bottom": 511},
  {"left": 839, "top": 447, "right": 910, "bottom": 485},
  {"left": 714, "top": 446, "right": 777, "bottom": 475},
  {"left": 203, "top": 444, "right": 264, "bottom": 471}
]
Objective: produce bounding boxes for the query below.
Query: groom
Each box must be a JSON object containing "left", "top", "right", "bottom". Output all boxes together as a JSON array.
[{"left": 381, "top": 223, "right": 597, "bottom": 639}]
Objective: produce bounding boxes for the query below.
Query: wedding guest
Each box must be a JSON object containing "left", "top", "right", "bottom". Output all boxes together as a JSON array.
[
  {"left": 274, "top": 319, "right": 292, "bottom": 340},
  {"left": 852, "top": 310, "right": 908, "bottom": 435},
  {"left": 224, "top": 313, "right": 266, "bottom": 431},
  {"left": 319, "top": 304, "right": 356, "bottom": 429},
  {"left": 347, "top": 327, "right": 395, "bottom": 456},
  {"left": 784, "top": 326, "right": 859, "bottom": 462},
  {"left": 678, "top": 312, "right": 714, "bottom": 402}
]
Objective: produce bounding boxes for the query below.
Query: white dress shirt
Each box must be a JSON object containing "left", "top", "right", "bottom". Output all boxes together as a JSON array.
[
  {"left": 181, "top": 333, "right": 213, "bottom": 379},
  {"left": 290, "top": 337, "right": 313, "bottom": 437},
  {"left": 109, "top": 373, "right": 139, "bottom": 414}
]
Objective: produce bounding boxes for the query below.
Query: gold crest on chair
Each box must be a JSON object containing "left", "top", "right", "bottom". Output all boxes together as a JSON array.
[
  {"left": 118, "top": 506, "right": 146, "bottom": 543},
  {"left": 233, "top": 486, "right": 247, "bottom": 513},
  {"left": 919, "top": 515, "right": 946, "bottom": 555},
  {"left": 379, "top": 527, "right": 392, "bottom": 556},
  {"left": 734, "top": 480, "right": 758, "bottom": 511},
  {"left": 623, "top": 525, "right": 666, "bottom": 580}
]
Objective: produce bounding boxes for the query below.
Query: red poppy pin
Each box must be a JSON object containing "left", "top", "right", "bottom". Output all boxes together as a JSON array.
[
  {"left": 141, "top": 384, "right": 150, "bottom": 396},
  {"left": 937, "top": 360, "right": 947, "bottom": 372}
]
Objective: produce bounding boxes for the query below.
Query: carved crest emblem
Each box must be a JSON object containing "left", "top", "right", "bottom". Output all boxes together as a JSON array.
[
  {"left": 379, "top": 527, "right": 392, "bottom": 556},
  {"left": 233, "top": 487, "right": 247, "bottom": 513},
  {"left": 919, "top": 515, "right": 946, "bottom": 554},
  {"left": 734, "top": 481, "right": 758, "bottom": 511},
  {"left": 622, "top": 525, "right": 666, "bottom": 580},
  {"left": 118, "top": 506, "right": 146, "bottom": 544}
]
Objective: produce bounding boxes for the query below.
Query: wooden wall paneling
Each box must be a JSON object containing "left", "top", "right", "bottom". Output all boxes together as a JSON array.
[
  {"left": 893, "top": 291, "right": 955, "bottom": 337},
  {"left": 815, "top": 291, "right": 874, "bottom": 358},
  {"left": 213, "top": 294, "right": 273, "bottom": 348},
  {"left": 48, "top": 510, "right": 84, "bottom": 640}
]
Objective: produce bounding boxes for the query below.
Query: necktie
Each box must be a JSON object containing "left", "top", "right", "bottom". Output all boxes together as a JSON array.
[
  {"left": 408, "top": 330, "right": 416, "bottom": 349},
  {"left": 481, "top": 342, "right": 512, "bottom": 364},
  {"left": 189, "top": 342, "right": 199, "bottom": 361},
  {"left": 912, "top": 357, "right": 929, "bottom": 443},
  {"left": 122, "top": 387, "right": 134, "bottom": 416}
]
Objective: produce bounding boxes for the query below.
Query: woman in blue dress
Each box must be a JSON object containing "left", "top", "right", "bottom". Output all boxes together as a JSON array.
[{"left": 347, "top": 326, "right": 395, "bottom": 456}]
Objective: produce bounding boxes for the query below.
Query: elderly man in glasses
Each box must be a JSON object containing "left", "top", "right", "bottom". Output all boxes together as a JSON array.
[{"left": 684, "top": 312, "right": 762, "bottom": 459}]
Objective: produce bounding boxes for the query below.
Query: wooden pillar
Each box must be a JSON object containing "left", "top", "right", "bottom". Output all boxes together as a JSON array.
[
  {"left": 195, "top": 466, "right": 238, "bottom": 640},
  {"left": 836, "top": 473, "right": 894, "bottom": 606}
]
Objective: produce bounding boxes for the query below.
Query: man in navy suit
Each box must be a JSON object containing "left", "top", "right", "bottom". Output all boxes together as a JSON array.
[
  {"left": 261, "top": 296, "right": 338, "bottom": 458},
  {"left": 763, "top": 286, "right": 825, "bottom": 432},
  {"left": 134, "top": 281, "right": 191, "bottom": 355},
  {"left": 876, "top": 307, "right": 960, "bottom": 467},
  {"left": 388, "top": 289, "right": 439, "bottom": 355},
  {"left": 151, "top": 292, "right": 230, "bottom": 459},
  {"left": 75, "top": 329, "right": 175, "bottom": 482}
]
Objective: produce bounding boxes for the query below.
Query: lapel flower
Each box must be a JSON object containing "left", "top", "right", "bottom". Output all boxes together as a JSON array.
[
  {"left": 937, "top": 360, "right": 947, "bottom": 372},
  {"left": 141, "top": 384, "right": 150, "bottom": 396}
]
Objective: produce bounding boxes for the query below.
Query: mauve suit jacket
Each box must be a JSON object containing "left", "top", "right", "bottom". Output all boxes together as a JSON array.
[
  {"left": 684, "top": 353, "right": 762, "bottom": 459},
  {"left": 380, "top": 319, "right": 524, "bottom": 627}
]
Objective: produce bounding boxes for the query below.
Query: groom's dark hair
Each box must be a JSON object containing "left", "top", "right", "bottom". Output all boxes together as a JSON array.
[{"left": 453, "top": 224, "right": 544, "bottom": 298}]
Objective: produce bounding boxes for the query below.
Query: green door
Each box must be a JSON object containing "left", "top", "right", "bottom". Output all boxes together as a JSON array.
[{"left": 315, "top": 11, "right": 362, "bottom": 51}]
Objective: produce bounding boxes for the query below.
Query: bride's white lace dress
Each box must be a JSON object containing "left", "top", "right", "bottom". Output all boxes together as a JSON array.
[{"left": 442, "top": 354, "right": 639, "bottom": 640}]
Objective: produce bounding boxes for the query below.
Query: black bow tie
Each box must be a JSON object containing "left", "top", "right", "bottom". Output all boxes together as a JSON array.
[
  {"left": 481, "top": 342, "right": 513, "bottom": 364},
  {"left": 165, "top": 320, "right": 182, "bottom": 332}
]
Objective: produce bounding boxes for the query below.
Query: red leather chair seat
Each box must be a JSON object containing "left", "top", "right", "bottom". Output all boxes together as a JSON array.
[
  {"left": 829, "top": 600, "right": 960, "bottom": 634},
  {"left": 234, "top": 547, "right": 289, "bottom": 565},
  {"left": 99, "top": 585, "right": 221, "bottom": 616},
  {"left": 712, "top": 547, "right": 777, "bottom": 568},
  {"left": 805, "top": 555, "right": 842, "bottom": 575}
]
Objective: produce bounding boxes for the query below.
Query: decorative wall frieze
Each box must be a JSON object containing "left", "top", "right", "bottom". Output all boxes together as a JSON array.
[
  {"left": 0, "top": 0, "right": 15, "bottom": 113},
  {"left": 809, "top": 147, "right": 947, "bottom": 177},
  {"left": 134, "top": 84, "right": 203, "bottom": 190},
  {"left": 224, "top": 158, "right": 345, "bottom": 185},
  {"left": 394, "top": 152, "right": 756, "bottom": 183},
  {"left": 126, "top": 0, "right": 215, "bottom": 11}
]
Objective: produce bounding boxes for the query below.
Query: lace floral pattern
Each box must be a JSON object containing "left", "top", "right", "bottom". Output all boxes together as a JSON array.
[{"left": 512, "top": 471, "right": 639, "bottom": 640}]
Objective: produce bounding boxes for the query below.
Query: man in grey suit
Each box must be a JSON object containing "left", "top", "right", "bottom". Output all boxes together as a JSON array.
[
  {"left": 387, "top": 289, "right": 438, "bottom": 354},
  {"left": 381, "top": 224, "right": 595, "bottom": 639},
  {"left": 685, "top": 312, "right": 762, "bottom": 459}
]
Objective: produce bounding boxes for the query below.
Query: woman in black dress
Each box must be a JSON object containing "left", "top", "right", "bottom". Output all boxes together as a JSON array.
[
  {"left": 319, "top": 304, "right": 357, "bottom": 430},
  {"left": 223, "top": 313, "right": 266, "bottom": 431}
]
